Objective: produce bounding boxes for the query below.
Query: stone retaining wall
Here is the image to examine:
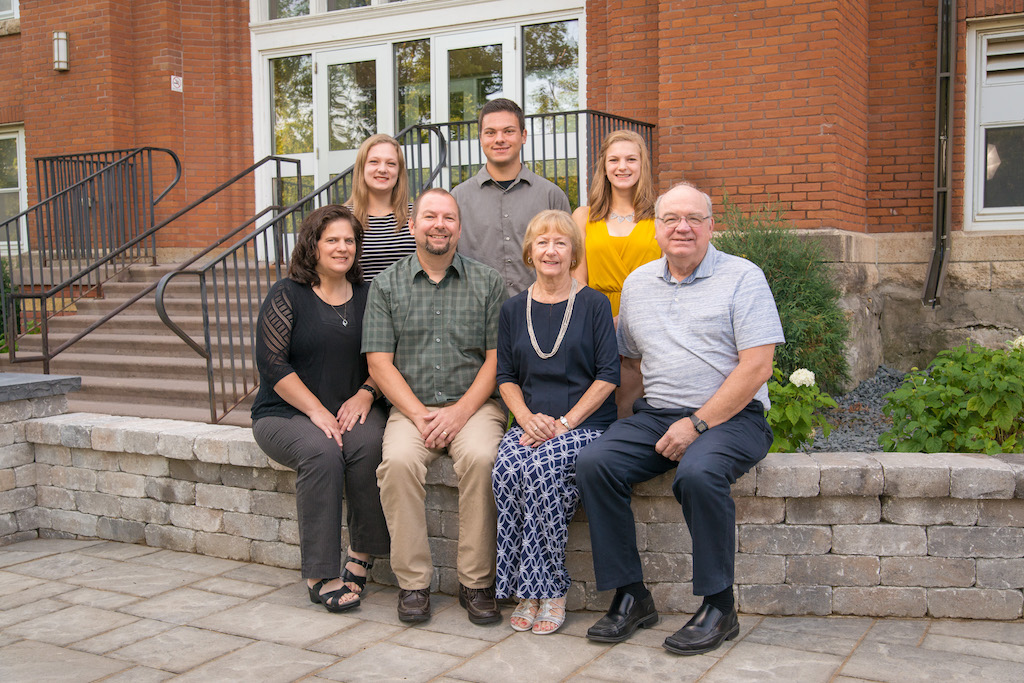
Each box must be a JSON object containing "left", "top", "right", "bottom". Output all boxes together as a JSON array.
[{"left": 2, "top": 402, "right": 1023, "bottom": 620}]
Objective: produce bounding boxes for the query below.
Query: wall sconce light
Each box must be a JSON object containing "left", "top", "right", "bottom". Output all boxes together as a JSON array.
[{"left": 53, "top": 31, "right": 69, "bottom": 71}]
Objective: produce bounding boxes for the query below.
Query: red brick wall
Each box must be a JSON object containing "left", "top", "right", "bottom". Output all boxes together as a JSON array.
[
  {"left": 15, "top": 0, "right": 253, "bottom": 252},
  {"left": 0, "top": 22, "right": 24, "bottom": 125},
  {"left": 586, "top": 0, "right": 1023, "bottom": 233}
]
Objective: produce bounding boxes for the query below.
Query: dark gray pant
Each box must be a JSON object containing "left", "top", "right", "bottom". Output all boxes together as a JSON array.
[{"left": 253, "top": 406, "right": 390, "bottom": 578}]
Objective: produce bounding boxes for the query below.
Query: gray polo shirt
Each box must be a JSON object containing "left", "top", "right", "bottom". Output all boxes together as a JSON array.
[
  {"left": 617, "top": 245, "right": 785, "bottom": 411},
  {"left": 451, "top": 164, "right": 571, "bottom": 296}
]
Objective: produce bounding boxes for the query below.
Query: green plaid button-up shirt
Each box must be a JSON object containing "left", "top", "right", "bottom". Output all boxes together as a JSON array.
[{"left": 362, "top": 252, "right": 507, "bottom": 405}]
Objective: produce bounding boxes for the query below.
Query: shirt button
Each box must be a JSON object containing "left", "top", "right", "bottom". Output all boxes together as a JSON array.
[
  {"left": 503, "top": 213, "right": 509, "bottom": 218},
  {"left": 435, "top": 310, "right": 441, "bottom": 315},
  {"left": 506, "top": 258, "right": 512, "bottom": 263},
  {"left": 435, "top": 337, "right": 441, "bottom": 343},
  {"left": 435, "top": 365, "right": 440, "bottom": 370},
  {"left": 504, "top": 236, "right": 510, "bottom": 241}
]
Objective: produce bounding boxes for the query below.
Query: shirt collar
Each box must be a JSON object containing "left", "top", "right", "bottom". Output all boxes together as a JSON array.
[
  {"left": 410, "top": 251, "right": 466, "bottom": 281},
  {"left": 659, "top": 243, "right": 719, "bottom": 284},
  {"left": 473, "top": 162, "right": 535, "bottom": 189}
]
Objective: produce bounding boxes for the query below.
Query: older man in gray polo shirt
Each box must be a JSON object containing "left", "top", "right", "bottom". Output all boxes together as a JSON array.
[
  {"left": 452, "top": 98, "right": 571, "bottom": 295},
  {"left": 576, "top": 182, "right": 785, "bottom": 656}
]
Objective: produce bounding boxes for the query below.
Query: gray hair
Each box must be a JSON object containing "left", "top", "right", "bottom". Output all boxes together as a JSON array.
[{"left": 654, "top": 182, "right": 713, "bottom": 218}]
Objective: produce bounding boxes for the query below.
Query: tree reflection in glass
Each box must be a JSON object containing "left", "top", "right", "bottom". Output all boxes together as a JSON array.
[
  {"left": 523, "top": 20, "right": 579, "bottom": 116},
  {"left": 448, "top": 45, "right": 502, "bottom": 123},
  {"left": 271, "top": 55, "right": 313, "bottom": 155},
  {"left": 269, "top": 0, "right": 309, "bottom": 20},
  {"left": 328, "top": 61, "right": 378, "bottom": 151}
]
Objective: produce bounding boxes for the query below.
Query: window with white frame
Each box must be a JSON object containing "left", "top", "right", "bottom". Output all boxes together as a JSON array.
[
  {"left": 0, "top": 127, "right": 26, "bottom": 250},
  {"left": 965, "top": 22, "right": 1024, "bottom": 231},
  {"left": 265, "top": 0, "right": 402, "bottom": 20},
  {"left": 0, "top": 0, "right": 19, "bottom": 21}
]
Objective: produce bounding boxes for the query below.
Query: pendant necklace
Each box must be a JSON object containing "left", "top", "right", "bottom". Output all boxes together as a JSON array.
[
  {"left": 609, "top": 211, "right": 634, "bottom": 223},
  {"left": 526, "top": 278, "right": 578, "bottom": 359},
  {"left": 317, "top": 285, "right": 350, "bottom": 326}
]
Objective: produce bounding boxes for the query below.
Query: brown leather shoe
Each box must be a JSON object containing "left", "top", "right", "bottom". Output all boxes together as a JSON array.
[
  {"left": 397, "top": 588, "right": 431, "bottom": 623},
  {"left": 459, "top": 584, "right": 501, "bottom": 625}
]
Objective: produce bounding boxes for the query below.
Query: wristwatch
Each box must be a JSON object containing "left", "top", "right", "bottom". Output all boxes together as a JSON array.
[{"left": 689, "top": 414, "right": 709, "bottom": 434}]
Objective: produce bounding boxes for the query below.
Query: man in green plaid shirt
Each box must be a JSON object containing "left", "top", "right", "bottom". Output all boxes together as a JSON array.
[{"left": 364, "top": 188, "right": 508, "bottom": 625}]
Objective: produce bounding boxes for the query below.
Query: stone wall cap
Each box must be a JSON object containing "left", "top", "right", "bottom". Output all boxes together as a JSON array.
[{"left": 0, "top": 373, "right": 81, "bottom": 401}]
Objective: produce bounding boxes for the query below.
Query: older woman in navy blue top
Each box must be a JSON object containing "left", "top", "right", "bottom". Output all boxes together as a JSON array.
[
  {"left": 494, "top": 210, "right": 619, "bottom": 635},
  {"left": 251, "top": 204, "right": 388, "bottom": 614}
]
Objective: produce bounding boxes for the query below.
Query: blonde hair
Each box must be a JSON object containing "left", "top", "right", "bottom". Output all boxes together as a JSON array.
[
  {"left": 521, "top": 210, "right": 583, "bottom": 271},
  {"left": 346, "top": 134, "right": 409, "bottom": 230},
  {"left": 586, "top": 129, "right": 655, "bottom": 223}
]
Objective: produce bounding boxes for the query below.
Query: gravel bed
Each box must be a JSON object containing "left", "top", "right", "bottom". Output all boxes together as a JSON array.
[{"left": 809, "top": 365, "right": 906, "bottom": 452}]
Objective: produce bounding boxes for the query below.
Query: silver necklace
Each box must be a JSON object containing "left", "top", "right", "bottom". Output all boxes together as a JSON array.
[
  {"left": 316, "top": 286, "right": 350, "bottom": 326},
  {"left": 526, "top": 278, "right": 578, "bottom": 359},
  {"left": 609, "top": 211, "right": 634, "bottom": 223}
]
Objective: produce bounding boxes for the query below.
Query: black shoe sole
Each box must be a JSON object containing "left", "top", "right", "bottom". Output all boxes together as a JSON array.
[
  {"left": 662, "top": 623, "right": 740, "bottom": 655},
  {"left": 585, "top": 611, "right": 659, "bottom": 643}
]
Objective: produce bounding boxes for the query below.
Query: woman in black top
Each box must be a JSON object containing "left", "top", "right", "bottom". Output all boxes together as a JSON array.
[{"left": 251, "top": 204, "right": 388, "bottom": 613}]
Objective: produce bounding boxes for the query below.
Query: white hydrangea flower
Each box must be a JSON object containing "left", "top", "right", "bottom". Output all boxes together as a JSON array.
[
  {"left": 789, "top": 368, "right": 815, "bottom": 387},
  {"left": 1010, "top": 335, "right": 1024, "bottom": 351}
]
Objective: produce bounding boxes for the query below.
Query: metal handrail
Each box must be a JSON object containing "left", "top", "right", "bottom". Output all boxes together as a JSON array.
[
  {"left": 2, "top": 154, "right": 300, "bottom": 371},
  {"left": 155, "top": 124, "right": 448, "bottom": 422},
  {"left": 1, "top": 147, "right": 182, "bottom": 369}
]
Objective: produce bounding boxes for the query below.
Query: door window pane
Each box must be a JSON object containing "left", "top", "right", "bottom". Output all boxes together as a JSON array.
[
  {"left": 448, "top": 45, "right": 503, "bottom": 122},
  {"left": 269, "top": 0, "right": 308, "bottom": 19},
  {"left": 328, "top": 60, "right": 378, "bottom": 151},
  {"left": 984, "top": 126, "right": 1024, "bottom": 208},
  {"left": 396, "top": 39, "right": 431, "bottom": 131},
  {"left": 271, "top": 55, "right": 313, "bottom": 155},
  {"left": 328, "top": 0, "right": 370, "bottom": 9},
  {"left": 523, "top": 20, "right": 579, "bottom": 115},
  {"left": 0, "top": 138, "right": 16, "bottom": 189}
]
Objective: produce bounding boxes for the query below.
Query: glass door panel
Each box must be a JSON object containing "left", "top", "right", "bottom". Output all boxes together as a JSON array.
[
  {"left": 435, "top": 30, "right": 516, "bottom": 185},
  {"left": 316, "top": 46, "right": 392, "bottom": 185}
]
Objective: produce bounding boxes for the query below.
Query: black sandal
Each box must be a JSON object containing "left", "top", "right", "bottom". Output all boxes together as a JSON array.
[
  {"left": 308, "top": 577, "right": 361, "bottom": 613},
  {"left": 307, "top": 578, "right": 334, "bottom": 605},
  {"left": 340, "top": 555, "right": 374, "bottom": 592}
]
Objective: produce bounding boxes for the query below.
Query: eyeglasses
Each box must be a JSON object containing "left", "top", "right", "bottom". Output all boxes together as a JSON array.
[{"left": 656, "top": 214, "right": 711, "bottom": 229}]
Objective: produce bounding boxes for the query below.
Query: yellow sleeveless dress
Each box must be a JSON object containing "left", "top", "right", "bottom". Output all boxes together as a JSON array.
[{"left": 585, "top": 218, "right": 661, "bottom": 316}]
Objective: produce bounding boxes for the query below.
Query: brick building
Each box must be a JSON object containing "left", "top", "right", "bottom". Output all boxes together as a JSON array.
[{"left": 1, "top": 0, "right": 1022, "bottom": 372}]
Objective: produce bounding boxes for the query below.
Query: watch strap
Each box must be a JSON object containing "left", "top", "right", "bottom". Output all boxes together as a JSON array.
[{"left": 689, "top": 414, "right": 709, "bottom": 434}]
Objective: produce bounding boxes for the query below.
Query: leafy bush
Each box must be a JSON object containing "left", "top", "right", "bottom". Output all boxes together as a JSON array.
[
  {"left": 767, "top": 366, "right": 838, "bottom": 452},
  {"left": 0, "top": 257, "right": 15, "bottom": 352},
  {"left": 714, "top": 196, "right": 850, "bottom": 394},
  {"left": 880, "top": 338, "right": 1024, "bottom": 454}
]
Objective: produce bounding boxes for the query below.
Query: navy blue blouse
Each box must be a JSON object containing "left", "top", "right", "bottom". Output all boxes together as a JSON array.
[{"left": 497, "top": 285, "right": 619, "bottom": 431}]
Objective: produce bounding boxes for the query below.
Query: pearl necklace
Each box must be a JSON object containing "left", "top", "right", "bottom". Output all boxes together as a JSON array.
[
  {"left": 526, "top": 278, "right": 578, "bottom": 359},
  {"left": 609, "top": 211, "right": 634, "bottom": 223}
]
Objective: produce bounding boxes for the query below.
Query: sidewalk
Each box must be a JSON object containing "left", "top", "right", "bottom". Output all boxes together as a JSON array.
[{"left": 0, "top": 539, "right": 1022, "bottom": 682}]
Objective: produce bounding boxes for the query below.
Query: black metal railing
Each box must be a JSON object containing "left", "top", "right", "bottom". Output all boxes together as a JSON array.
[
  {"left": 155, "top": 125, "right": 448, "bottom": 422},
  {"left": 0, "top": 147, "right": 181, "bottom": 367},
  {"left": 437, "top": 109, "right": 654, "bottom": 208},
  {"left": 2, "top": 154, "right": 301, "bottom": 372}
]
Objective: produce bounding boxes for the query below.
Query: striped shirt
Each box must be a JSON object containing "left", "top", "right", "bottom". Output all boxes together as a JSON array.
[{"left": 360, "top": 211, "right": 416, "bottom": 282}]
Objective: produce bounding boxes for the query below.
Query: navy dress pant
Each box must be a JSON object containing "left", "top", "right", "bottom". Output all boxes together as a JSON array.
[{"left": 576, "top": 399, "right": 772, "bottom": 596}]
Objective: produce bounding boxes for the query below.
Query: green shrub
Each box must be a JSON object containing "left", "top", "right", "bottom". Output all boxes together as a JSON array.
[
  {"left": 713, "top": 196, "right": 850, "bottom": 394},
  {"left": 880, "top": 338, "right": 1024, "bottom": 454},
  {"left": 0, "top": 257, "right": 15, "bottom": 352},
  {"left": 767, "top": 366, "right": 838, "bottom": 452}
]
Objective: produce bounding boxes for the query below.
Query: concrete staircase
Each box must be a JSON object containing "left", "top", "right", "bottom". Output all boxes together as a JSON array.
[{"left": 2, "top": 264, "right": 256, "bottom": 427}]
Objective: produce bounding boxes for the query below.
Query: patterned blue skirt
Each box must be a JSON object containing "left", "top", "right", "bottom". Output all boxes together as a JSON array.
[{"left": 492, "top": 426, "right": 603, "bottom": 599}]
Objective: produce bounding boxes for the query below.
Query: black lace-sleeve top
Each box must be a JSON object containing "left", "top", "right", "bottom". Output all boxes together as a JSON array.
[{"left": 251, "top": 278, "right": 370, "bottom": 421}]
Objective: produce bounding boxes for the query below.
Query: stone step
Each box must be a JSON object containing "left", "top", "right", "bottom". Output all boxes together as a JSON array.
[
  {"left": 67, "top": 396, "right": 253, "bottom": 427},
  {"left": 16, "top": 331, "right": 252, "bottom": 358}
]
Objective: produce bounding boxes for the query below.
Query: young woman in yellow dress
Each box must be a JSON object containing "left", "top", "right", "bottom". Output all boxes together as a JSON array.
[{"left": 572, "top": 130, "right": 659, "bottom": 417}]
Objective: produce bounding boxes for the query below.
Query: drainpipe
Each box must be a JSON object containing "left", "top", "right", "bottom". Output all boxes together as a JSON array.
[{"left": 923, "top": 0, "right": 957, "bottom": 307}]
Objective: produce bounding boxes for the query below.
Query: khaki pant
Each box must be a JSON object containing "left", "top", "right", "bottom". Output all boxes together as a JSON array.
[{"left": 377, "top": 399, "right": 506, "bottom": 590}]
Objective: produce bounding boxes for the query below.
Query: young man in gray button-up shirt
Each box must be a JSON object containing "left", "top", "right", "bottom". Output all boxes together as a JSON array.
[{"left": 452, "top": 98, "right": 571, "bottom": 296}]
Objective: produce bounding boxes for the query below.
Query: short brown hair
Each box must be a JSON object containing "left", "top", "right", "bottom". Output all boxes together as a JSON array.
[
  {"left": 288, "top": 205, "right": 364, "bottom": 287},
  {"left": 411, "top": 187, "right": 460, "bottom": 223},
  {"left": 478, "top": 98, "right": 525, "bottom": 131},
  {"left": 521, "top": 210, "right": 583, "bottom": 271}
]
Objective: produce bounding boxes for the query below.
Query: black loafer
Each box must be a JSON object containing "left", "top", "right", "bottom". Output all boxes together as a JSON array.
[
  {"left": 586, "top": 592, "right": 659, "bottom": 642},
  {"left": 662, "top": 603, "right": 739, "bottom": 655}
]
